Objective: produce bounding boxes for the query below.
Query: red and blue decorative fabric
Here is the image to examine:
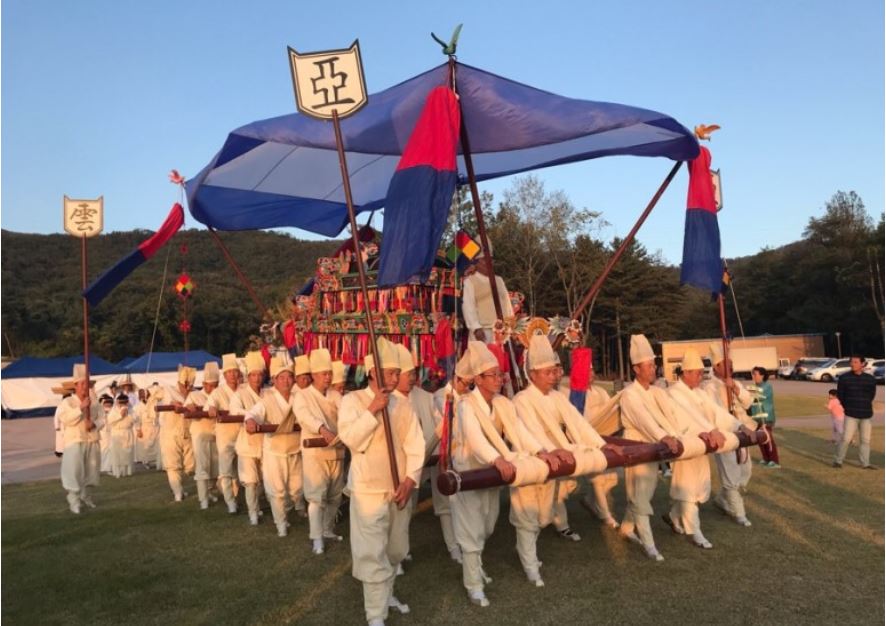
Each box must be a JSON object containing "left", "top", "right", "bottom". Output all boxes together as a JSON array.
[
  {"left": 83, "top": 203, "right": 184, "bottom": 306},
  {"left": 679, "top": 146, "right": 721, "bottom": 294},
  {"left": 568, "top": 347, "right": 592, "bottom": 414},
  {"left": 377, "top": 86, "right": 460, "bottom": 287}
]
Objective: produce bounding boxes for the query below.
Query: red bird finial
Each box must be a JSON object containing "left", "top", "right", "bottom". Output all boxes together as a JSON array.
[{"left": 169, "top": 169, "right": 185, "bottom": 185}]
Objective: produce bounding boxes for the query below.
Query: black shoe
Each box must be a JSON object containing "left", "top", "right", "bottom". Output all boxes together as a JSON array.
[{"left": 832, "top": 462, "right": 842, "bottom": 468}]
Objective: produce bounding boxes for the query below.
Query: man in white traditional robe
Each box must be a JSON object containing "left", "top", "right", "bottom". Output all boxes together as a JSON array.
[
  {"left": 339, "top": 338, "right": 425, "bottom": 626},
  {"left": 187, "top": 363, "right": 220, "bottom": 509},
  {"left": 294, "top": 355, "right": 313, "bottom": 392},
  {"left": 107, "top": 393, "right": 135, "bottom": 478},
  {"left": 451, "top": 341, "right": 563, "bottom": 605},
  {"left": 433, "top": 351, "right": 474, "bottom": 416},
  {"left": 206, "top": 354, "right": 243, "bottom": 513},
  {"left": 231, "top": 351, "right": 266, "bottom": 526},
  {"left": 331, "top": 360, "right": 347, "bottom": 395},
  {"left": 245, "top": 355, "right": 304, "bottom": 537},
  {"left": 157, "top": 366, "right": 197, "bottom": 502},
  {"left": 57, "top": 365, "right": 103, "bottom": 513},
  {"left": 617, "top": 335, "right": 681, "bottom": 561},
  {"left": 461, "top": 251, "right": 514, "bottom": 344},
  {"left": 391, "top": 344, "right": 461, "bottom": 564},
  {"left": 667, "top": 348, "right": 743, "bottom": 548},
  {"left": 99, "top": 394, "right": 114, "bottom": 474},
  {"left": 295, "top": 348, "right": 346, "bottom": 554},
  {"left": 515, "top": 335, "right": 611, "bottom": 545},
  {"left": 701, "top": 343, "right": 758, "bottom": 527}
]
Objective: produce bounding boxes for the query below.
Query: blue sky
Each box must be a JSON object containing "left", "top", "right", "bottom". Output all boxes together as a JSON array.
[{"left": 2, "top": 0, "right": 883, "bottom": 264}]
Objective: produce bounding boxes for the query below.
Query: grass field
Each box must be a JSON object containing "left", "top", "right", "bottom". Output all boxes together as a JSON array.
[{"left": 3, "top": 426, "right": 883, "bottom": 625}]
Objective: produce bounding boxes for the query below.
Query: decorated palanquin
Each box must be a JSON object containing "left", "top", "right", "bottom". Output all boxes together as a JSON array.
[{"left": 277, "top": 228, "right": 541, "bottom": 382}]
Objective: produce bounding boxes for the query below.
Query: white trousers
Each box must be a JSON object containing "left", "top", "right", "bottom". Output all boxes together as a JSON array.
[{"left": 262, "top": 453, "right": 303, "bottom": 527}]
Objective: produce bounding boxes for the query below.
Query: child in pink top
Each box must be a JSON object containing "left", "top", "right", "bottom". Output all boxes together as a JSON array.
[{"left": 827, "top": 389, "right": 844, "bottom": 444}]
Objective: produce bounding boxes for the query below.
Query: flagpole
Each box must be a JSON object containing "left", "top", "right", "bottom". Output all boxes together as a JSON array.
[
  {"left": 451, "top": 58, "right": 526, "bottom": 392},
  {"left": 718, "top": 292, "right": 735, "bottom": 410},
  {"left": 332, "top": 108, "right": 400, "bottom": 491},
  {"left": 206, "top": 225, "right": 271, "bottom": 320},
  {"left": 81, "top": 235, "right": 91, "bottom": 385}
]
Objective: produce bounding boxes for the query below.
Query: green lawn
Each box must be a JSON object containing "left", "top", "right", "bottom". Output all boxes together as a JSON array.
[
  {"left": 774, "top": 394, "right": 833, "bottom": 418},
  {"left": 3, "top": 427, "right": 883, "bottom": 625}
]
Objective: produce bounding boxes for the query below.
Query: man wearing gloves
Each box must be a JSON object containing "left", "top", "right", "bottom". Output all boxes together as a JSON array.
[{"left": 338, "top": 338, "right": 425, "bottom": 626}]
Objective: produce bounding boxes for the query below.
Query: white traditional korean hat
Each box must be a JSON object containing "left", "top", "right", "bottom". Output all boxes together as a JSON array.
[
  {"left": 454, "top": 351, "right": 475, "bottom": 381},
  {"left": 467, "top": 341, "right": 499, "bottom": 377},
  {"left": 177, "top": 365, "right": 197, "bottom": 385},
  {"left": 364, "top": 337, "right": 399, "bottom": 373},
  {"left": 708, "top": 342, "right": 725, "bottom": 366},
  {"left": 629, "top": 334, "right": 656, "bottom": 365},
  {"left": 331, "top": 360, "right": 346, "bottom": 385},
  {"left": 395, "top": 344, "right": 416, "bottom": 373},
  {"left": 527, "top": 334, "right": 558, "bottom": 371},
  {"left": 221, "top": 353, "right": 239, "bottom": 373},
  {"left": 270, "top": 355, "right": 293, "bottom": 379},
  {"left": 294, "top": 355, "right": 312, "bottom": 376},
  {"left": 203, "top": 361, "right": 220, "bottom": 384},
  {"left": 244, "top": 351, "right": 266, "bottom": 374},
  {"left": 681, "top": 348, "right": 704, "bottom": 371},
  {"left": 309, "top": 348, "right": 332, "bottom": 373}
]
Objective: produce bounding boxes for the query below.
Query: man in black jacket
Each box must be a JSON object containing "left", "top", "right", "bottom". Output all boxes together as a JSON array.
[{"left": 833, "top": 355, "right": 878, "bottom": 469}]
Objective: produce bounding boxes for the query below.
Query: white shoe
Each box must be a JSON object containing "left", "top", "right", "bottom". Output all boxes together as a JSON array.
[
  {"left": 603, "top": 517, "right": 619, "bottom": 529},
  {"left": 227, "top": 502, "right": 238, "bottom": 514},
  {"left": 80, "top": 496, "right": 97, "bottom": 509},
  {"left": 558, "top": 527, "right": 581, "bottom": 542},
  {"left": 468, "top": 590, "right": 490, "bottom": 607},
  {"left": 200, "top": 500, "right": 209, "bottom": 510},
  {"left": 322, "top": 531, "right": 343, "bottom": 542},
  {"left": 249, "top": 513, "right": 259, "bottom": 526},
  {"left": 367, "top": 619, "right": 385, "bottom": 626},
  {"left": 480, "top": 569, "right": 493, "bottom": 585},
  {"left": 736, "top": 516, "right": 752, "bottom": 527},
  {"left": 388, "top": 596, "right": 410, "bottom": 614},
  {"left": 526, "top": 571, "right": 545, "bottom": 587},
  {"left": 277, "top": 524, "right": 288, "bottom": 538},
  {"left": 619, "top": 529, "right": 643, "bottom": 545},
  {"left": 449, "top": 546, "right": 464, "bottom": 564},
  {"left": 312, "top": 539, "right": 324, "bottom": 555},
  {"left": 396, "top": 563, "right": 405, "bottom": 576},
  {"left": 69, "top": 502, "right": 81, "bottom": 515},
  {"left": 644, "top": 545, "right": 665, "bottom": 562},
  {"left": 174, "top": 494, "right": 183, "bottom": 503},
  {"left": 690, "top": 533, "right": 713, "bottom": 549},
  {"left": 403, "top": 552, "right": 413, "bottom": 562},
  {"left": 208, "top": 494, "right": 219, "bottom": 503}
]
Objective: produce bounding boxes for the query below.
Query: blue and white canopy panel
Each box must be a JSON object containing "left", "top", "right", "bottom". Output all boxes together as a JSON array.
[{"left": 186, "top": 62, "right": 699, "bottom": 237}]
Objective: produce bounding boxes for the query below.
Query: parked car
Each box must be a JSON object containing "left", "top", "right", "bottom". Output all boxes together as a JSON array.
[
  {"left": 864, "top": 359, "right": 884, "bottom": 376},
  {"left": 776, "top": 358, "right": 794, "bottom": 379},
  {"left": 807, "top": 358, "right": 852, "bottom": 382},
  {"left": 874, "top": 364, "right": 885, "bottom": 384},
  {"left": 789, "top": 358, "right": 831, "bottom": 380}
]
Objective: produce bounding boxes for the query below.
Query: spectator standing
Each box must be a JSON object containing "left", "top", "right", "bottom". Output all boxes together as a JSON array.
[
  {"left": 826, "top": 389, "right": 844, "bottom": 445},
  {"left": 833, "top": 356, "right": 878, "bottom": 469},
  {"left": 751, "top": 367, "right": 779, "bottom": 468}
]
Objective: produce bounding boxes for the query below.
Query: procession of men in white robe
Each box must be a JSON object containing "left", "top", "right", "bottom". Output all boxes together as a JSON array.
[{"left": 57, "top": 330, "right": 762, "bottom": 625}]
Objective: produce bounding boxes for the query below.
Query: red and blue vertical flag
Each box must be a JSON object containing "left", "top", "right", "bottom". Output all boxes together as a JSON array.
[
  {"left": 83, "top": 203, "right": 185, "bottom": 306},
  {"left": 679, "top": 146, "right": 722, "bottom": 294},
  {"left": 377, "top": 86, "right": 461, "bottom": 287},
  {"left": 568, "top": 347, "right": 592, "bottom": 414}
]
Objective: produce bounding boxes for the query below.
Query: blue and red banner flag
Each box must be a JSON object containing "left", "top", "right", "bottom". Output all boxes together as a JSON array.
[
  {"left": 377, "top": 86, "right": 460, "bottom": 287},
  {"left": 568, "top": 347, "right": 592, "bottom": 414},
  {"left": 83, "top": 203, "right": 184, "bottom": 306},
  {"left": 679, "top": 146, "right": 722, "bottom": 294}
]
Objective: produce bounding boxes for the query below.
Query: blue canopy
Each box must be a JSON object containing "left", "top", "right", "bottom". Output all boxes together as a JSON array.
[
  {"left": 123, "top": 351, "right": 220, "bottom": 373},
  {"left": 186, "top": 62, "right": 699, "bottom": 237},
  {"left": 1, "top": 355, "right": 121, "bottom": 379}
]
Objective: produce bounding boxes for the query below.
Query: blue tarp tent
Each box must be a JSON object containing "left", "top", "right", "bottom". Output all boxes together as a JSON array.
[
  {"left": 116, "top": 356, "right": 137, "bottom": 369},
  {"left": 186, "top": 61, "right": 698, "bottom": 238},
  {"left": 1, "top": 355, "right": 121, "bottom": 379},
  {"left": 123, "top": 351, "right": 220, "bottom": 373}
]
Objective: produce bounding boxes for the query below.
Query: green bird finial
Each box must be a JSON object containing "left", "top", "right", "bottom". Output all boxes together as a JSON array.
[{"left": 431, "top": 23, "right": 463, "bottom": 56}]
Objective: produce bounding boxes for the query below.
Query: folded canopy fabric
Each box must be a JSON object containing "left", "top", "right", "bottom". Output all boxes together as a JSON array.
[{"left": 186, "top": 62, "right": 699, "bottom": 237}]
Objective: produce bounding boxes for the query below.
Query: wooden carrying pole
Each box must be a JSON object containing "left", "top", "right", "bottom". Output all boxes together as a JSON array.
[
  {"left": 332, "top": 109, "right": 400, "bottom": 491},
  {"left": 452, "top": 59, "right": 525, "bottom": 392}
]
